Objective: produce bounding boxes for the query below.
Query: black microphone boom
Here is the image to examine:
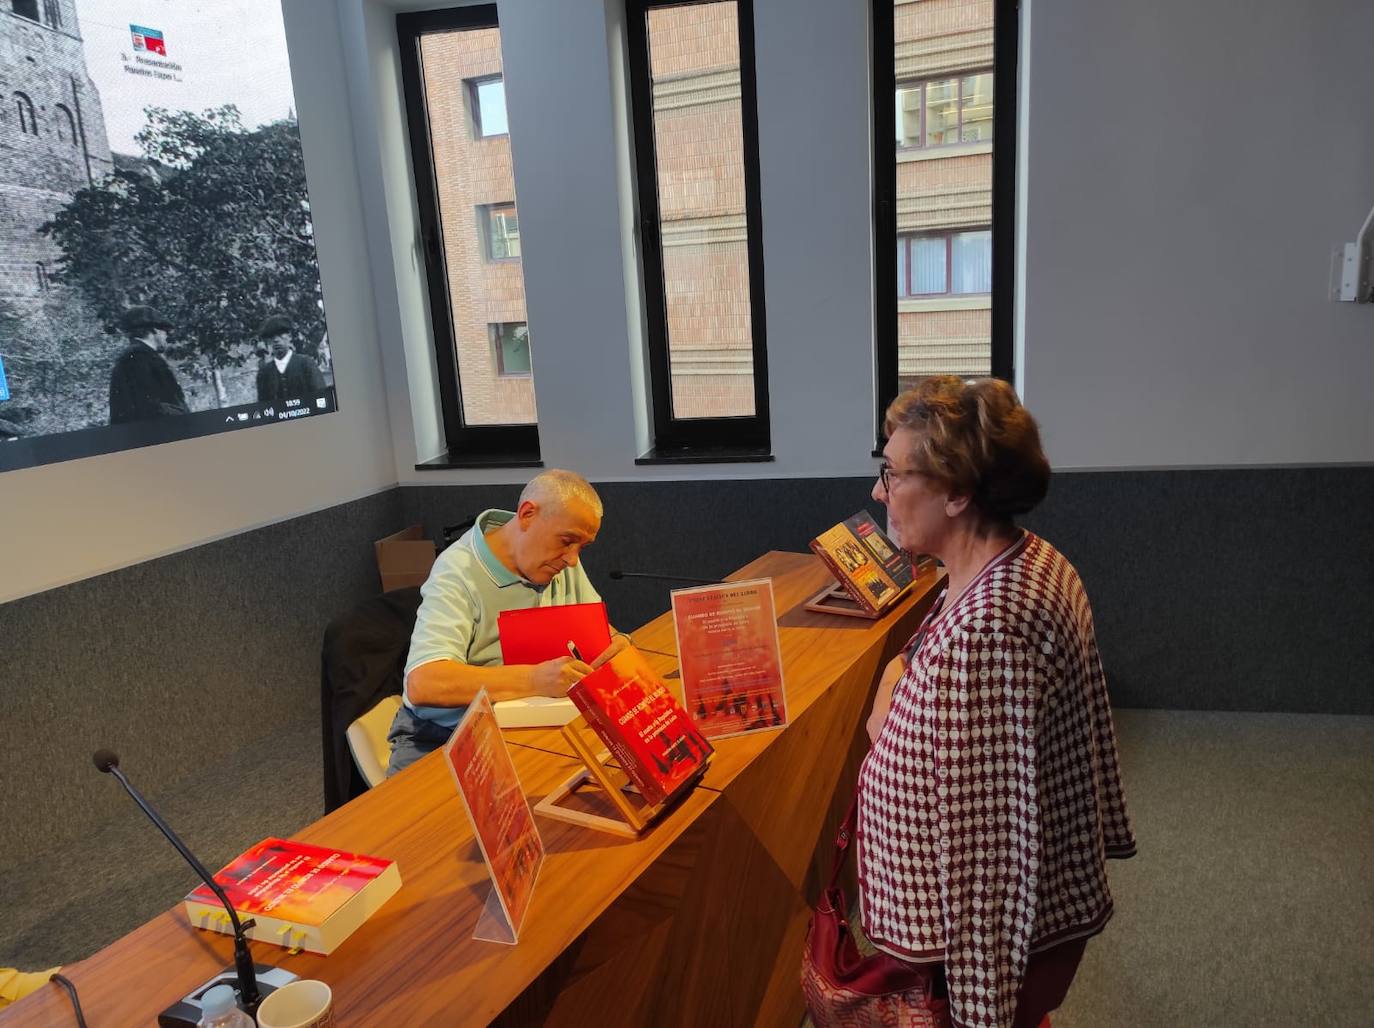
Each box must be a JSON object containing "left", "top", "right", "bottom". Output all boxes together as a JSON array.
[
  {"left": 93, "top": 750, "right": 262, "bottom": 1014},
  {"left": 608, "top": 569, "right": 721, "bottom": 586}
]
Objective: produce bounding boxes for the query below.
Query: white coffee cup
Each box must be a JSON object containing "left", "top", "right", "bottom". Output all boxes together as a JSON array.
[{"left": 255, "top": 979, "right": 334, "bottom": 1028}]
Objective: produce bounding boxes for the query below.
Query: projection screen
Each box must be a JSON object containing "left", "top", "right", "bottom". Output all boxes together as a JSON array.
[{"left": 0, "top": 0, "right": 336, "bottom": 472}]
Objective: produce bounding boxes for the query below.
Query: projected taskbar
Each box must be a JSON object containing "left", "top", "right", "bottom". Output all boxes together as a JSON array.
[{"left": 0, "top": 387, "right": 339, "bottom": 474}]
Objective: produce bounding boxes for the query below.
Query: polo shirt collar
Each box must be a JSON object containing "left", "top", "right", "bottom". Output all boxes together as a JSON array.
[{"left": 471, "top": 508, "right": 536, "bottom": 589}]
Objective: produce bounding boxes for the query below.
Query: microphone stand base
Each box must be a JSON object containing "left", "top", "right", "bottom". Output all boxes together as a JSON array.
[{"left": 157, "top": 964, "right": 298, "bottom": 1028}]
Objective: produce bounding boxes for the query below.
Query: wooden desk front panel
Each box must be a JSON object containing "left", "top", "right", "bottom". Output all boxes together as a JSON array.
[{"left": 498, "top": 554, "right": 944, "bottom": 1027}]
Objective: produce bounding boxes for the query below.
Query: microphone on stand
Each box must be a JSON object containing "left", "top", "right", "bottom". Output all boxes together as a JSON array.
[
  {"left": 94, "top": 749, "right": 291, "bottom": 1023},
  {"left": 608, "top": 569, "right": 722, "bottom": 586}
]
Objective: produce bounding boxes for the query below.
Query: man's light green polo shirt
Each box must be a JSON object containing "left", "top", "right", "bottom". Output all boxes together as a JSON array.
[{"left": 402, "top": 508, "right": 601, "bottom": 728}]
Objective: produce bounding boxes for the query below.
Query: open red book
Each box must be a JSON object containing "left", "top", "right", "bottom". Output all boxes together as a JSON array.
[
  {"left": 497, "top": 601, "right": 612, "bottom": 666},
  {"left": 566, "top": 646, "right": 712, "bottom": 807}
]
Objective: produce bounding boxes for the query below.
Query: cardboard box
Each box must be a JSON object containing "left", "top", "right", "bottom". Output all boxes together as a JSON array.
[{"left": 374, "top": 525, "right": 437, "bottom": 592}]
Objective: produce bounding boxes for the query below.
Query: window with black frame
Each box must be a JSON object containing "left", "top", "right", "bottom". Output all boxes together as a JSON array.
[
  {"left": 873, "top": 0, "right": 1017, "bottom": 446},
  {"left": 397, "top": 7, "right": 541, "bottom": 466},
  {"left": 625, "top": 0, "right": 771, "bottom": 462}
]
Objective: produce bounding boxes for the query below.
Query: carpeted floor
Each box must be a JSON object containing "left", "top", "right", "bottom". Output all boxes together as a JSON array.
[
  {"left": 1053, "top": 710, "right": 1373, "bottom": 1027},
  {"left": 0, "top": 716, "right": 325, "bottom": 972},
  {"left": 4, "top": 710, "right": 1371, "bottom": 1026}
]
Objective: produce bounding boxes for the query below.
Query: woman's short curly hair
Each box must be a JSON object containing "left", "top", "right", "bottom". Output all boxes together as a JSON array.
[{"left": 884, "top": 376, "right": 1050, "bottom": 523}]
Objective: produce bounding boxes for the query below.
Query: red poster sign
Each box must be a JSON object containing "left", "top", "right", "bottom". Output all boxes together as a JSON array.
[
  {"left": 444, "top": 691, "right": 544, "bottom": 944},
  {"left": 670, "top": 578, "right": 788, "bottom": 740}
]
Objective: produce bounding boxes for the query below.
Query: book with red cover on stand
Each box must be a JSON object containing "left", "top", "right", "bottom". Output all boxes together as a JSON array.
[
  {"left": 183, "top": 838, "right": 401, "bottom": 955},
  {"left": 566, "top": 646, "right": 713, "bottom": 808}
]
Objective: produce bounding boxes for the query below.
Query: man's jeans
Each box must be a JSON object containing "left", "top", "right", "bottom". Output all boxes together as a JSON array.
[{"left": 385, "top": 703, "right": 461, "bottom": 777}]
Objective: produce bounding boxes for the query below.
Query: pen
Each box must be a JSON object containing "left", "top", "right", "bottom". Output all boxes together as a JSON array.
[{"left": 567, "top": 640, "right": 585, "bottom": 662}]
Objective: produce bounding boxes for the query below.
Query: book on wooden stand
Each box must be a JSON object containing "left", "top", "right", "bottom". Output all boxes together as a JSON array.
[
  {"left": 534, "top": 646, "right": 713, "bottom": 838},
  {"left": 184, "top": 838, "right": 401, "bottom": 955},
  {"left": 806, "top": 511, "right": 933, "bottom": 618}
]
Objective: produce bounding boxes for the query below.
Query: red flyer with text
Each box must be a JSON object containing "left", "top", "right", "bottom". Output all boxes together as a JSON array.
[
  {"left": 444, "top": 691, "right": 544, "bottom": 944},
  {"left": 670, "top": 578, "right": 788, "bottom": 740}
]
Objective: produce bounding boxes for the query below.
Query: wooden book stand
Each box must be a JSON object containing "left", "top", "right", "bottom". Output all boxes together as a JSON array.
[
  {"left": 533, "top": 714, "right": 667, "bottom": 838},
  {"left": 803, "top": 580, "right": 920, "bottom": 620},
  {"left": 803, "top": 558, "right": 937, "bottom": 619},
  {"left": 803, "top": 582, "right": 887, "bottom": 619}
]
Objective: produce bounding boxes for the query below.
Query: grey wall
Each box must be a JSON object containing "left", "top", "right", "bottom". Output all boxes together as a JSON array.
[
  {"left": 349, "top": 0, "right": 1374, "bottom": 483},
  {"left": 1023, "top": 467, "right": 1374, "bottom": 712},
  {"left": 403, "top": 467, "right": 1374, "bottom": 717},
  {"left": 0, "top": 489, "right": 401, "bottom": 871},
  {"left": 1021, "top": 0, "right": 1374, "bottom": 468}
]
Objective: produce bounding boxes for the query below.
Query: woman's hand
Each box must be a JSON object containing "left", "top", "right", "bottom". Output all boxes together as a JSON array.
[{"left": 866, "top": 654, "right": 907, "bottom": 742}]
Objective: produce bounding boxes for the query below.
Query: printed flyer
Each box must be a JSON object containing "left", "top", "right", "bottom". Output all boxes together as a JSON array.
[
  {"left": 445, "top": 691, "right": 544, "bottom": 943},
  {"left": 670, "top": 578, "right": 788, "bottom": 740}
]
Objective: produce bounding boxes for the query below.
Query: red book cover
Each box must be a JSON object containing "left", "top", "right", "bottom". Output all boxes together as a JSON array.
[
  {"left": 187, "top": 839, "right": 393, "bottom": 925},
  {"left": 567, "top": 647, "right": 713, "bottom": 807},
  {"left": 497, "top": 602, "right": 612, "bottom": 666}
]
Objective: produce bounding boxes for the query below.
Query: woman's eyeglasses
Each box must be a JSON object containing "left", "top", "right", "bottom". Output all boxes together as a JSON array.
[{"left": 878, "top": 463, "right": 920, "bottom": 492}]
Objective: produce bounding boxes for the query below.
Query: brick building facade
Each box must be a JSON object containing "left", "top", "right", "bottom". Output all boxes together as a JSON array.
[
  {"left": 0, "top": 0, "right": 111, "bottom": 314},
  {"left": 420, "top": 27, "right": 536, "bottom": 426},
  {"left": 894, "top": 0, "right": 995, "bottom": 388},
  {"left": 646, "top": 4, "right": 755, "bottom": 419},
  {"left": 425, "top": 5, "right": 758, "bottom": 425},
  {"left": 424, "top": 0, "right": 995, "bottom": 429}
]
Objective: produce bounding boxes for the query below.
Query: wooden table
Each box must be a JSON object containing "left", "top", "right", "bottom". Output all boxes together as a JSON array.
[{"left": 2, "top": 552, "right": 942, "bottom": 1027}]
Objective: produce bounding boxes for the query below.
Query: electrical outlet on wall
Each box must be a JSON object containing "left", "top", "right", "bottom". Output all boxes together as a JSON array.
[{"left": 1331, "top": 203, "right": 1374, "bottom": 303}]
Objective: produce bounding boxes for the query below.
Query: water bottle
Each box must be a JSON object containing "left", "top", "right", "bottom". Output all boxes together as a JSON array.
[{"left": 197, "top": 984, "right": 254, "bottom": 1028}]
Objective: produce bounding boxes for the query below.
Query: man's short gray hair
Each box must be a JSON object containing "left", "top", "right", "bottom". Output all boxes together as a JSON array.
[{"left": 519, "top": 469, "right": 603, "bottom": 518}]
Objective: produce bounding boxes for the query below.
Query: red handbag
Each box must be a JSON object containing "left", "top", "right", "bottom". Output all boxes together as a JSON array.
[{"left": 800, "top": 802, "right": 951, "bottom": 1028}]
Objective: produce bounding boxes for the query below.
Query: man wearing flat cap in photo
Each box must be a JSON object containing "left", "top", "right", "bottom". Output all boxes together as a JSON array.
[
  {"left": 109, "top": 306, "right": 191, "bottom": 424},
  {"left": 255, "top": 313, "right": 326, "bottom": 405}
]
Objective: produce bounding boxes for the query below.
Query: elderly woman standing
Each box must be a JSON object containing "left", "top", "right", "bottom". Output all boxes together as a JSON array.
[{"left": 859, "top": 376, "right": 1135, "bottom": 1028}]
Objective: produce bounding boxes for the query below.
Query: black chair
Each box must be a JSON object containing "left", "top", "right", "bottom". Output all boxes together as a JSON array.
[{"left": 320, "top": 587, "right": 422, "bottom": 812}]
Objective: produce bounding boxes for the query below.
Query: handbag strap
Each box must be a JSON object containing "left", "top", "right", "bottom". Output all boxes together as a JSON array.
[{"left": 826, "top": 796, "right": 860, "bottom": 892}]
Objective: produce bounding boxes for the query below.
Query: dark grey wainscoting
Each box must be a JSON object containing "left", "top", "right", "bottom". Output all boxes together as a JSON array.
[
  {"left": 404, "top": 466, "right": 1374, "bottom": 716},
  {"left": 1023, "top": 466, "right": 1372, "bottom": 714},
  {"left": 0, "top": 488, "right": 403, "bottom": 871},
  {"left": 3, "top": 465, "right": 1365, "bottom": 880}
]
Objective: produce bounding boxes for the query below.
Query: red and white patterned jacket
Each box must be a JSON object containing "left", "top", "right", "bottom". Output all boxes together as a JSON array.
[{"left": 857, "top": 531, "right": 1136, "bottom": 1028}]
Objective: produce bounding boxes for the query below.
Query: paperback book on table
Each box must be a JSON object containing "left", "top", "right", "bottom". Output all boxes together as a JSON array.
[
  {"left": 184, "top": 838, "right": 401, "bottom": 955},
  {"left": 566, "top": 646, "right": 713, "bottom": 807},
  {"left": 810, "top": 511, "right": 916, "bottom": 616}
]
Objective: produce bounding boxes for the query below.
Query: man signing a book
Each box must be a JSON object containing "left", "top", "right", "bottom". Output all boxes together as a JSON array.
[{"left": 386, "top": 469, "right": 630, "bottom": 775}]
